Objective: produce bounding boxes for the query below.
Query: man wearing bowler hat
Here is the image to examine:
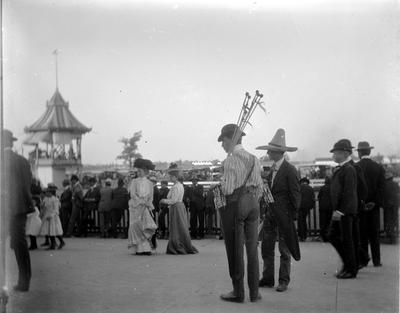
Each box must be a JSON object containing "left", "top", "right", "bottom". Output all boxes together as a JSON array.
[
  {"left": 218, "top": 123, "right": 263, "bottom": 303},
  {"left": 356, "top": 141, "right": 385, "bottom": 267},
  {"left": 329, "top": 139, "right": 358, "bottom": 278},
  {"left": 256, "top": 128, "right": 301, "bottom": 292},
  {"left": 3, "top": 129, "right": 33, "bottom": 291}
]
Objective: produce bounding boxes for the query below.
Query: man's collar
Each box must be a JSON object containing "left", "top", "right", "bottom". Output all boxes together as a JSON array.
[
  {"left": 339, "top": 156, "right": 352, "bottom": 166},
  {"left": 361, "top": 155, "right": 370, "bottom": 160},
  {"left": 228, "top": 144, "right": 244, "bottom": 155},
  {"left": 273, "top": 157, "right": 285, "bottom": 171}
]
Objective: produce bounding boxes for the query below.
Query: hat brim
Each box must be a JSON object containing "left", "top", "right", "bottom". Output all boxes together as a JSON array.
[
  {"left": 356, "top": 146, "right": 374, "bottom": 151},
  {"left": 330, "top": 148, "right": 353, "bottom": 153},
  {"left": 256, "top": 144, "right": 297, "bottom": 152},
  {"left": 217, "top": 131, "right": 246, "bottom": 142}
]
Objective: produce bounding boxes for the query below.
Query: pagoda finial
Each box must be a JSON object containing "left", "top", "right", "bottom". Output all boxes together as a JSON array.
[{"left": 52, "top": 49, "right": 60, "bottom": 90}]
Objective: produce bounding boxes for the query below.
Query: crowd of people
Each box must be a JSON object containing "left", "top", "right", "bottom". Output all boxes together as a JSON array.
[{"left": 3, "top": 127, "right": 399, "bottom": 305}]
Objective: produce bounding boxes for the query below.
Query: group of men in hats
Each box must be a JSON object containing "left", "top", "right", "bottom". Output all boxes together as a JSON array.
[{"left": 216, "top": 123, "right": 387, "bottom": 304}]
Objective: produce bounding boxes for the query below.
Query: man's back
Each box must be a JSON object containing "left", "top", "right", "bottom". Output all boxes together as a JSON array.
[{"left": 358, "top": 158, "right": 385, "bottom": 205}]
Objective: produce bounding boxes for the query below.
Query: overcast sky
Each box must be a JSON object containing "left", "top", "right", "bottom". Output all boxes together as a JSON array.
[{"left": 4, "top": 0, "right": 400, "bottom": 164}]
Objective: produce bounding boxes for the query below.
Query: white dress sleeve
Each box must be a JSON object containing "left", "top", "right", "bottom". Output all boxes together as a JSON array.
[{"left": 163, "top": 183, "right": 184, "bottom": 205}]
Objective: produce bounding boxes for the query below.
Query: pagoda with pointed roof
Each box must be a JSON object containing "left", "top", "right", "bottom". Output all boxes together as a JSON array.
[{"left": 24, "top": 88, "right": 91, "bottom": 188}]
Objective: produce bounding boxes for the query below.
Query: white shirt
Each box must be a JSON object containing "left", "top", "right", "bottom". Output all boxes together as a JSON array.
[
  {"left": 164, "top": 182, "right": 184, "bottom": 205},
  {"left": 271, "top": 157, "right": 285, "bottom": 187}
]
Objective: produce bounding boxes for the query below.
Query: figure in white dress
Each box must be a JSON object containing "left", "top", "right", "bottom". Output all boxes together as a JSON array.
[
  {"left": 127, "top": 159, "right": 157, "bottom": 255},
  {"left": 26, "top": 196, "right": 42, "bottom": 250}
]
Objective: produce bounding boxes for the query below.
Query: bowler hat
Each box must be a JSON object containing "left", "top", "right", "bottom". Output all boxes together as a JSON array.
[
  {"left": 356, "top": 141, "right": 374, "bottom": 151},
  {"left": 3, "top": 129, "right": 17, "bottom": 142},
  {"left": 217, "top": 124, "right": 246, "bottom": 142},
  {"left": 330, "top": 139, "right": 354, "bottom": 153},
  {"left": 256, "top": 128, "right": 297, "bottom": 152}
]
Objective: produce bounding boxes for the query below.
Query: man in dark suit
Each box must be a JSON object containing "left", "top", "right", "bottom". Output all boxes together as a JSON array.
[
  {"left": 318, "top": 177, "right": 333, "bottom": 242},
  {"left": 188, "top": 178, "right": 205, "bottom": 239},
  {"left": 356, "top": 141, "right": 385, "bottom": 267},
  {"left": 80, "top": 177, "right": 101, "bottom": 237},
  {"left": 256, "top": 128, "right": 301, "bottom": 292},
  {"left": 109, "top": 178, "right": 129, "bottom": 238},
  {"left": 329, "top": 139, "right": 358, "bottom": 279},
  {"left": 157, "top": 180, "right": 170, "bottom": 239},
  {"left": 60, "top": 179, "right": 73, "bottom": 233},
  {"left": 298, "top": 177, "right": 315, "bottom": 242},
  {"left": 3, "top": 129, "right": 33, "bottom": 292},
  {"left": 65, "top": 175, "right": 84, "bottom": 237}
]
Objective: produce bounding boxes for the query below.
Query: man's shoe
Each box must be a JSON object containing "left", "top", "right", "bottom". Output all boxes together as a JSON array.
[
  {"left": 58, "top": 242, "right": 65, "bottom": 250},
  {"left": 46, "top": 245, "right": 56, "bottom": 250},
  {"left": 259, "top": 279, "right": 274, "bottom": 288},
  {"left": 337, "top": 271, "right": 356, "bottom": 279},
  {"left": 373, "top": 263, "right": 382, "bottom": 267},
  {"left": 13, "top": 285, "right": 29, "bottom": 292},
  {"left": 220, "top": 291, "right": 244, "bottom": 303},
  {"left": 276, "top": 284, "right": 288, "bottom": 292},
  {"left": 250, "top": 293, "right": 262, "bottom": 302},
  {"left": 28, "top": 246, "right": 37, "bottom": 250},
  {"left": 40, "top": 242, "right": 49, "bottom": 247}
]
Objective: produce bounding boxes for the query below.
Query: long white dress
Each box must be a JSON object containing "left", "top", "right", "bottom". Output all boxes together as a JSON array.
[
  {"left": 26, "top": 206, "right": 42, "bottom": 236},
  {"left": 127, "top": 177, "right": 157, "bottom": 253},
  {"left": 40, "top": 195, "right": 63, "bottom": 236}
]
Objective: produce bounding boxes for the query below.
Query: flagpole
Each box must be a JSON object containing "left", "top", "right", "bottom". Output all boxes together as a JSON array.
[{"left": 53, "top": 49, "right": 59, "bottom": 90}]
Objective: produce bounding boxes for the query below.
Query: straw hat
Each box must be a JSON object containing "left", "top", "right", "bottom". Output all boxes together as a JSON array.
[{"left": 256, "top": 128, "right": 297, "bottom": 152}]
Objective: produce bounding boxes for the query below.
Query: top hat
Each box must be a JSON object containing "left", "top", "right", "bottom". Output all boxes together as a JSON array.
[
  {"left": 134, "top": 158, "right": 155, "bottom": 171},
  {"left": 356, "top": 141, "right": 374, "bottom": 151},
  {"left": 3, "top": 129, "right": 17, "bottom": 142},
  {"left": 330, "top": 139, "right": 354, "bottom": 153},
  {"left": 217, "top": 124, "right": 246, "bottom": 142},
  {"left": 256, "top": 128, "right": 297, "bottom": 152}
]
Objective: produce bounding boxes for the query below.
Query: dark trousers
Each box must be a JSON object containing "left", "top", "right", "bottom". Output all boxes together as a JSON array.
[
  {"left": 158, "top": 206, "right": 169, "bottom": 235},
  {"left": 298, "top": 209, "right": 309, "bottom": 241},
  {"left": 384, "top": 205, "right": 399, "bottom": 244},
  {"left": 261, "top": 212, "right": 291, "bottom": 286},
  {"left": 10, "top": 215, "right": 31, "bottom": 289},
  {"left": 359, "top": 208, "right": 381, "bottom": 265},
  {"left": 190, "top": 201, "right": 205, "bottom": 238},
  {"left": 110, "top": 208, "right": 124, "bottom": 237},
  {"left": 319, "top": 210, "right": 333, "bottom": 242},
  {"left": 99, "top": 211, "right": 111, "bottom": 235},
  {"left": 329, "top": 215, "right": 357, "bottom": 275},
  {"left": 79, "top": 208, "right": 93, "bottom": 236},
  {"left": 60, "top": 206, "right": 72, "bottom": 233},
  {"left": 219, "top": 193, "right": 259, "bottom": 299},
  {"left": 66, "top": 204, "right": 81, "bottom": 235},
  {"left": 205, "top": 207, "right": 215, "bottom": 233}
]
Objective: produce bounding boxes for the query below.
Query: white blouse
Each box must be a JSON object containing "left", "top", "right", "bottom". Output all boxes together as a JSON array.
[{"left": 164, "top": 182, "right": 184, "bottom": 205}]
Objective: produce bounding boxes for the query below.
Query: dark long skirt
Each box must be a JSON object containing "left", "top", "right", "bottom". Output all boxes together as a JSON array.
[{"left": 166, "top": 202, "right": 198, "bottom": 255}]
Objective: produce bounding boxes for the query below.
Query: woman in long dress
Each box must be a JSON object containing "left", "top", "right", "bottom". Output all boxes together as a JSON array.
[
  {"left": 160, "top": 164, "right": 198, "bottom": 255},
  {"left": 127, "top": 158, "right": 157, "bottom": 255}
]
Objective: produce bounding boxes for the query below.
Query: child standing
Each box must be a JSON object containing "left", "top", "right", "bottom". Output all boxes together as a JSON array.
[
  {"left": 26, "top": 196, "right": 42, "bottom": 250},
  {"left": 40, "top": 184, "right": 65, "bottom": 250}
]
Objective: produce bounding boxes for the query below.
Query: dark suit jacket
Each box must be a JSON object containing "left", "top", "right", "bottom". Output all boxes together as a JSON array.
[
  {"left": 330, "top": 162, "right": 357, "bottom": 215},
  {"left": 189, "top": 184, "right": 204, "bottom": 208},
  {"left": 83, "top": 185, "right": 101, "bottom": 210},
  {"left": 358, "top": 158, "right": 385, "bottom": 207},
  {"left": 268, "top": 160, "right": 301, "bottom": 219},
  {"left": 4, "top": 149, "right": 33, "bottom": 216},
  {"left": 300, "top": 184, "right": 315, "bottom": 211},
  {"left": 349, "top": 159, "right": 368, "bottom": 211},
  {"left": 60, "top": 187, "right": 73, "bottom": 211},
  {"left": 111, "top": 187, "right": 129, "bottom": 210},
  {"left": 71, "top": 182, "right": 84, "bottom": 209}
]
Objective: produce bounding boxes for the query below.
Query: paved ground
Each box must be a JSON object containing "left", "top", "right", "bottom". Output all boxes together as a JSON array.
[{"left": 5, "top": 237, "right": 399, "bottom": 313}]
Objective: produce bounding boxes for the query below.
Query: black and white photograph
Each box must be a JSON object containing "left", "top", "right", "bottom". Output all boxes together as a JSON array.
[{"left": 1, "top": 0, "right": 399, "bottom": 312}]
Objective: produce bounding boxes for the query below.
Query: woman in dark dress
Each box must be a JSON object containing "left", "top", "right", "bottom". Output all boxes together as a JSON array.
[{"left": 160, "top": 164, "right": 198, "bottom": 255}]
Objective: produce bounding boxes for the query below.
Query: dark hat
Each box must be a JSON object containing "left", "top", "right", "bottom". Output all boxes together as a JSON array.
[
  {"left": 256, "top": 128, "right": 297, "bottom": 152},
  {"left": 356, "top": 141, "right": 374, "bottom": 151},
  {"left": 161, "top": 180, "right": 169, "bottom": 185},
  {"left": 44, "top": 183, "right": 58, "bottom": 192},
  {"left": 134, "top": 158, "right": 155, "bottom": 171},
  {"left": 330, "top": 139, "right": 354, "bottom": 153},
  {"left": 217, "top": 124, "right": 246, "bottom": 142},
  {"left": 3, "top": 129, "right": 17, "bottom": 142},
  {"left": 62, "top": 179, "right": 70, "bottom": 186},
  {"left": 70, "top": 174, "right": 79, "bottom": 181},
  {"left": 191, "top": 177, "right": 200, "bottom": 182},
  {"left": 88, "top": 177, "right": 97, "bottom": 183},
  {"left": 300, "top": 177, "right": 310, "bottom": 184}
]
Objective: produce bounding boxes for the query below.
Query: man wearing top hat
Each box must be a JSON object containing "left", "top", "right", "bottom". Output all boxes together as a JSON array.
[
  {"left": 356, "top": 141, "right": 385, "bottom": 267},
  {"left": 3, "top": 129, "right": 33, "bottom": 291},
  {"left": 217, "top": 123, "right": 263, "bottom": 303},
  {"left": 329, "top": 139, "right": 358, "bottom": 279},
  {"left": 256, "top": 128, "right": 301, "bottom": 292}
]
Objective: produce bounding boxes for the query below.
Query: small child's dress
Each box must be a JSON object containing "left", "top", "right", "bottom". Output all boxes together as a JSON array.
[
  {"left": 26, "top": 206, "right": 42, "bottom": 236},
  {"left": 40, "top": 195, "right": 63, "bottom": 236}
]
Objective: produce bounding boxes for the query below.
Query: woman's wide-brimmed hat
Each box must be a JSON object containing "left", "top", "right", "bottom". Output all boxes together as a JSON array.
[
  {"left": 134, "top": 158, "right": 155, "bottom": 171},
  {"left": 44, "top": 183, "right": 58, "bottom": 192},
  {"left": 330, "top": 139, "right": 354, "bottom": 153},
  {"left": 356, "top": 141, "right": 374, "bottom": 151},
  {"left": 217, "top": 124, "right": 246, "bottom": 142},
  {"left": 256, "top": 128, "right": 297, "bottom": 152},
  {"left": 167, "top": 163, "right": 181, "bottom": 176}
]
